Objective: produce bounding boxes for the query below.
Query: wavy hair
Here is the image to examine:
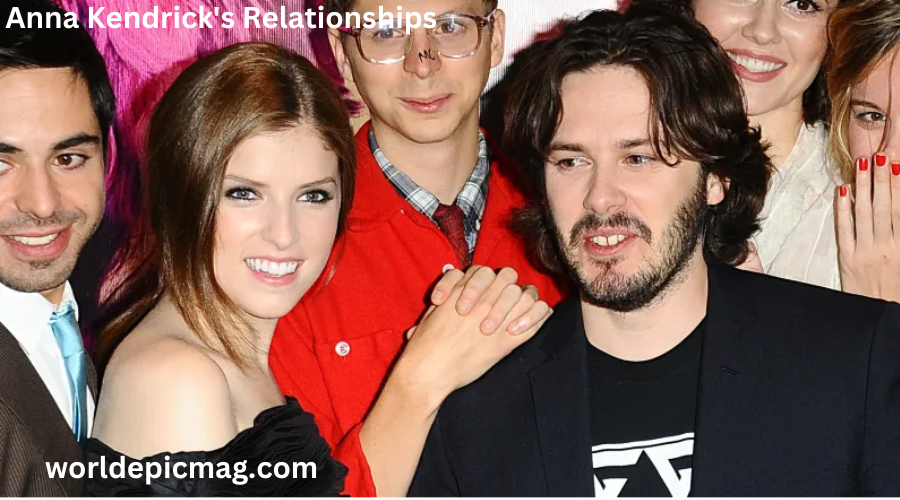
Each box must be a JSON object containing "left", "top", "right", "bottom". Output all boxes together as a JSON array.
[{"left": 504, "top": 5, "right": 771, "bottom": 271}]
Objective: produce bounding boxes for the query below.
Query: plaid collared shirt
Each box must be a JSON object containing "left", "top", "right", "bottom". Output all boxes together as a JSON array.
[{"left": 368, "top": 128, "right": 490, "bottom": 255}]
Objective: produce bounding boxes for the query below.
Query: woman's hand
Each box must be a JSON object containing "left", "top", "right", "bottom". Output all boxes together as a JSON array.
[
  {"left": 429, "top": 265, "right": 549, "bottom": 334},
  {"left": 836, "top": 153, "right": 900, "bottom": 302},
  {"left": 360, "top": 266, "right": 552, "bottom": 497},
  {"left": 402, "top": 266, "right": 552, "bottom": 398}
]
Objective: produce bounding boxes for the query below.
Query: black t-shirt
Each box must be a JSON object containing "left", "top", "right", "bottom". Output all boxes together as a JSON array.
[{"left": 589, "top": 320, "right": 704, "bottom": 497}]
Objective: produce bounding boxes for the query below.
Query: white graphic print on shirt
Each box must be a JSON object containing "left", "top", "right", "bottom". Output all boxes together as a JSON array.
[{"left": 592, "top": 433, "right": 693, "bottom": 497}]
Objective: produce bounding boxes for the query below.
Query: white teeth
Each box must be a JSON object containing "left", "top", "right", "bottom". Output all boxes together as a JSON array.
[
  {"left": 727, "top": 53, "right": 785, "bottom": 73},
  {"left": 244, "top": 258, "right": 300, "bottom": 277},
  {"left": 9, "top": 233, "right": 59, "bottom": 246},
  {"left": 591, "top": 235, "right": 628, "bottom": 247}
]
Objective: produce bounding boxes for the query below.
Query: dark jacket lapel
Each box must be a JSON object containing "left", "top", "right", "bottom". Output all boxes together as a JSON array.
[
  {"left": 690, "top": 263, "right": 769, "bottom": 496},
  {"left": 0, "top": 321, "right": 85, "bottom": 495},
  {"left": 527, "top": 299, "right": 595, "bottom": 496}
]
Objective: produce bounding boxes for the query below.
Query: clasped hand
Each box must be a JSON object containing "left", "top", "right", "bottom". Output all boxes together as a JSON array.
[{"left": 399, "top": 266, "right": 553, "bottom": 400}]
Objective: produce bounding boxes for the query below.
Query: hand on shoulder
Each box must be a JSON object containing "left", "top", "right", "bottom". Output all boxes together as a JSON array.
[{"left": 93, "top": 335, "right": 238, "bottom": 459}]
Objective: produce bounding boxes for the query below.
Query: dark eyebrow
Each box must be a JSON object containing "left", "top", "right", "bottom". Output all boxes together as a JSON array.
[
  {"left": 52, "top": 134, "right": 101, "bottom": 152},
  {"left": 615, "top": 137, "right": 651, "bottom": 150},
  {"left": 224, "top": 175, "right": 337, "bottom": 190},
  {"left": 224, "top": 174, "right": 269, "bottom": 189},
  {"left": 849, "top": 99, "right": 885, "bottom": 112},
  {"left": 298, "top": 176, "right": 338, "bottom": 190},
  {"left": 548, "top": 142, "right": 589, "bottom": 154},
  {"left": 0, "top": 142, "right": 24, "bottom": 155}
]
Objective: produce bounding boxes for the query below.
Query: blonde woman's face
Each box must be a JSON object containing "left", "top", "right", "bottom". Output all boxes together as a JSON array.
[
  {"left": 848, "top": 50, "right": 900, "bottom": 162},
  {"left": 213, "top": 124, "right": 342, "bottom": 321}
]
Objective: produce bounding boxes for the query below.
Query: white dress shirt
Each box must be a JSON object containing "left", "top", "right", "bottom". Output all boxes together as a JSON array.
[
  {"left": 755, "top": 121, "right": 842, "bottom": 290},
  {"left": 0, "top": 280, "right": 95, "bottom": 437}
]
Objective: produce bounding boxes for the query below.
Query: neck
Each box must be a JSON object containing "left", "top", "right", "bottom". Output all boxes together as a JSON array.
[
  {"left": 582, "top": 251, "right": 709, "bottom": 362},
  {"left": 751, "top": 98, "right": 805, "bottom": 171},
  {"left": 158, "top": 294, "right": 277, "bottom": 371},
  {"left": 39, "top": 284, "right": 66, "bottom": 306},
  {"left": 245, "top": 316, "right": 277, "bottom": 370},
  {"left": 369, "top": 115, "right": 481, "bottom": 204}
]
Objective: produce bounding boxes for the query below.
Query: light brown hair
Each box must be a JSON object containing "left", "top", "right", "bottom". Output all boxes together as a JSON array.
[
  {"left": 827, "top": 0, "right": 900, "bottom": 182},
  {"left": 96, "top": 42, "right": 356, "bottom": 369}
]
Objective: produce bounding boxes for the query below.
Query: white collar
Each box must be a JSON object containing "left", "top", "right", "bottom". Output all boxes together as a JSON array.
[{"left": 0, "top": 280, "right": 79, "bottom": 355}]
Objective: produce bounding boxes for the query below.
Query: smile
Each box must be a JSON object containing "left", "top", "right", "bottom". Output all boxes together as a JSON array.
[
  {"left": 243, "top": 258, "right": 300, "bottom": 278},
  {"left": 8, "top": 233, "right": 60, "bottom": 246},
  {"left": 591, "top": 234, "right": 630, "bottom": 247},
  {"left": 726, "top": 52, "right": 785, "bottom": 73}
]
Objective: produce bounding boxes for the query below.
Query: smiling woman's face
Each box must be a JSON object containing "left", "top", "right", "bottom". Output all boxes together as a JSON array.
[
  {"left": 693, "top": 0, "right": 833, "bottom": 118},
  {"left": 848, "top": 50, "right": 900, "bottom": 162},
  {"left": 213, "top": 124, "right": 342, "bottom": 322}
]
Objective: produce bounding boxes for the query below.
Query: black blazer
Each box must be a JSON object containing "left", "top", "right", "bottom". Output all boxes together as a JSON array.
[
  {"left": 409, "top": 263, "right": 900, "bottom": 496},
  {"left": 0, "top": 321, "right": 98, "bottom": 496}
]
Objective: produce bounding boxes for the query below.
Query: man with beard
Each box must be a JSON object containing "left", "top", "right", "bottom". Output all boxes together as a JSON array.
[
  {"left": 408, "top": 5, "right": 900, "bottom": 497},
  {"left": 0, "top": 0, "right": 114, "bottom": 495}
]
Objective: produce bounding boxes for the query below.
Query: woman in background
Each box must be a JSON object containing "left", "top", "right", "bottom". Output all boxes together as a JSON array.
[
  {"left": 828, "top": 0, "right": 900, "bottom": 302},
  {"left": 638, "top": 0, "right": 841, "bottom": 287}
]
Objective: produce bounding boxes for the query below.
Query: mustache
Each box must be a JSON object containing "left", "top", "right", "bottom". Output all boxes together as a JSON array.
[
  {"left": 568, "top": 212, "right": 652, "bottom": 248},
  {"left": 0, "top": 211, "right": 83, "bottom": 234}
]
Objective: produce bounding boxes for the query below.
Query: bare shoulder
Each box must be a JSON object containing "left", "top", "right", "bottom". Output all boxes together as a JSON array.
[{"left": 94, "top": 331, "right": 238, "bottom": 459}]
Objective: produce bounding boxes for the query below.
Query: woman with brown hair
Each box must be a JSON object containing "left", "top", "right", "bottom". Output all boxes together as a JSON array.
[
  {"left": 828, "top": 0, "right": 900, "bottom": 302},
  {"left": 85, "top": 40, "right": 549, "bottom": 496},
  {"left": 84, "top": 42, "right": 355, "bottom": 495}
]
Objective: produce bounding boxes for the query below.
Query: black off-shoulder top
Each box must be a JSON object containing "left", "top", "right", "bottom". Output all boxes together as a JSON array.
[{"left": 85, "top": 398, "right": 347, "bottom": 496}]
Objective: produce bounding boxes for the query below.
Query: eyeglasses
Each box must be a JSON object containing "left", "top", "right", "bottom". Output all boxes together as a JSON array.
[{"left": 339, "top": 10, "right": 496, "bottom": 65}]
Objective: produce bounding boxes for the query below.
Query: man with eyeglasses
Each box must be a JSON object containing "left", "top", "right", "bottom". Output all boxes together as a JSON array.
[{"left": 270, "top": 0, "right": 566, "bottom": 496}]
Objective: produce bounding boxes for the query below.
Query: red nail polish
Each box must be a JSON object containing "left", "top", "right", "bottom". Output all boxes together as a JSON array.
[
  {"left": 840, "top": 185, "right": 848, "bottom": 197},
  {"left": 876, "top": 154, "right": 888, "bottom": 167},
  {"left": 894, "top": 163, "right": 900, "bottom": 176},
  {"left": 859, "top": 157, "right": 870, "bottom": 171}
]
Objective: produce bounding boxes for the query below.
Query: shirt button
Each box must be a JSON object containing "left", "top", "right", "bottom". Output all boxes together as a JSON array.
[
  {"left": 335, "top": 341, "right": 350, "bottom": 357},
  {"left": 442, "top": 263, "right": 455, "bottom": 273}
]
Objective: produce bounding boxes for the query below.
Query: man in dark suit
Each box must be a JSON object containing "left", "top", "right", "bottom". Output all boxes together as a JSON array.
[
  {"left": 0, "top": 0, "right": 114, "bottom": 495},
  {"left": 409, "top": 5, "right": 900, "bottom": 496}
]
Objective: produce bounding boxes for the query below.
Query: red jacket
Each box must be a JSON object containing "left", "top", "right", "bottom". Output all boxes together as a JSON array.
[{"left": 270, "top": 122, "right": 566, "bottom": 496}]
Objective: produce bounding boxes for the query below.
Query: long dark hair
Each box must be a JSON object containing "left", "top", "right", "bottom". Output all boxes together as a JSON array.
[
  {"left": 505, "top": 5, "right": 771, "bottom": 272},
  {"left": 96, "top": 43, "right": 356, "bottom": 370}
]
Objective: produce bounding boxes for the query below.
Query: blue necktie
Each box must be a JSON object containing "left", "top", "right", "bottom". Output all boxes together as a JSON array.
[{"left": 49, "top": 303, "right": 87, "bottom": 443}]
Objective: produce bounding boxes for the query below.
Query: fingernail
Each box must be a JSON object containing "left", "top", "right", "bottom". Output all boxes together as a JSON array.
[
  {"left": 892, "top": 162, "right": 900, "bottom": 176},
  {"left": 481, "top": 320, "right": 495, "bottom": 332},
  {"left": 840, "top": 185, "right": 848, "bottom": 197},
  {"left": 859, "top": 157, "right": 870, "bottom": 171},
  {"left": 458, "top": 300, "right": 471, "bottom": 313},
  {"left": 876, "top": 153, "right": 888, "bottom": 167},
  {"left": 509, "top": 320, "right": 526, "bottom": 334},
  {"left": 432, "top": 290, "right": 443, "bottom": 301}
]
